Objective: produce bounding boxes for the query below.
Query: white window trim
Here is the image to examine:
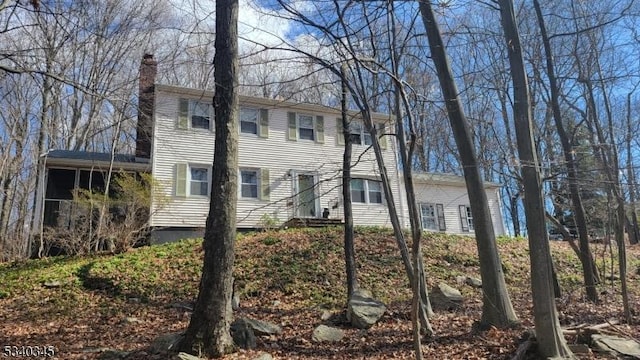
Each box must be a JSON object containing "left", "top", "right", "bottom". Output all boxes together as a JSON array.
[
  {"left": 189, "top": 100, "right": 212, "bottom": 131},
  {"left": 350, "top": 178, "right": 384, "bottom": 205},
  {"left": 460, "top": 205, "right": 474, "bottom": 232},
  {"left": 240, "top": 107, "right": 259, "bottom": 136},
  {"left": 349, "top": 121, "right": 373, "bottom": 146},
  {"left": 188, "top": 164, "right": 211, "bottom": 197},
  {"left": 297, "top": 113, "right": 315, "bottom": 141},
  {"left": 239, "top": 168, "right": 260, "bottom": 199},
  {"left": 420, "top": 203, "right": 439, "bottom": 230}
]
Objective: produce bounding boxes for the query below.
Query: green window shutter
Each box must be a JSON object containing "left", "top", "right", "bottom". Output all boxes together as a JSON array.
[
  {"left": 436, "top": 203, "right": 446, "bottom": 231},
  {"left": 259, "top": 109, "right": 269, "bottom": 138},
  {"left": 260, "top": 168, "right": 270, "bottom": 200},
  {"left": 336, "top": 118, "right": 344, "bottom": 145},
  {"left": 287, "top": 112, "right": 297, "bottom": 141},
  {"left": 175, "top": 163, "right": 188, "bottom": 196},
  {"left": 459, "top": 205, "right": 469, "bottom": 232},
  {"left": 315, "top": 115, "right": 324, "bottom": 143},
  {"left": 178, "top": 99, "right": 189, "bottom": 129},
  {"left": 378, "top": 123, "right": 387, "bottom": 150}
]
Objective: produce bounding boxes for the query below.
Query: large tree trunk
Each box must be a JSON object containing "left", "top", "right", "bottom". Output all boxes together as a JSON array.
[
  {"left": 498, "top": 0, "right": 574, "bottom": 357},
  {"left": 532, "top": 0, "right": 599, "bottom": 302},
  {"left": 417, "top": 0, "right": 518, "bottom": 328},
  {"left": 177, "top": 0, "right": 239, "bottom": 355}
]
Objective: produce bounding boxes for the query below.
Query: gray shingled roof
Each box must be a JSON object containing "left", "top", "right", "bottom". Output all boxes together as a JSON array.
[{"left": 46, "top": 150, "right": 148, "bottom": 164}]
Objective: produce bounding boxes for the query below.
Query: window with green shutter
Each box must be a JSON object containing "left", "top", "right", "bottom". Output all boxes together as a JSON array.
[{"left": 177, "top": 98, "right": 212, "bottom": 131}]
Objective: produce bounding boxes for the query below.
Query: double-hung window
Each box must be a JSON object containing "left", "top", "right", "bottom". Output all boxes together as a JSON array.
[
  {"left": 298, "top": 114, "right": 315, "bottom": 140},
  {"left": 421, "top": 203, "right": 447, "bottom": 231},
  {"left": 421, "top": 204, "right": 438, "bottom": 230},
  {"left": 288, "top": 112, "right": 324, "bottom": 143},
  {"left": 178, "top": 98, "right": 212, "bottom": 131},
  {"left": 349, "top": 122, "right": 373, "bottom": 145},
  {"left": 240, "top": 108, "right": 258, "bottom": 135},
  {"left": 239, "top": 168, "right": 270, "bottom": 200},
  {"left": 350, "top": 178, "right": 383, "bottom": 204},
  {"left": 190, "top": 166, "right": 209, "bottom": 196},
  {"left": 175, "top": 163, "right": 210, "bottom": 197},
  {"left": 336, "top": 119, "right": 383, "bottom": 148},
  {"left": 459, "top": 205, "right": 474, "bottom": 232},
  {"left": 240, "top": 170, "right": 258, "bottom": 198}
]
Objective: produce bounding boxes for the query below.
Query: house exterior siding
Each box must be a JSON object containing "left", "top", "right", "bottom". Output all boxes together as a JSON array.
[
  {"left": 149, "top": 85, "right": 403, "bottom": 229},
  {"left": 409, "top": 175, "right": 506, "bottom": 236}
]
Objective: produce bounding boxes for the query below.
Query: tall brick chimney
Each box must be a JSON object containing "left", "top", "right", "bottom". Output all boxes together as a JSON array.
[{"left": 136, "top": 53, "right": 157, "bottom": 159}]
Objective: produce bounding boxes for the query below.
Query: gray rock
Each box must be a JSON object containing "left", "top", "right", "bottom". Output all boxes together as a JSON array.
[
  {"left": 150, "top": 332, "right": 183, "bottom": 353},
  {"left": 43, "top": 280, "right": 62, "bottom": 288},
  {"left": 232, "top": 293, "right": 241, "bottom": 310},
  {"left": 431, "top": 282, "right": 464, "bottom": 310},
  {"left": 455, "top": 275, "right": 467, "bottom": 285},
  {"left": 465, "top": 277, "right": 482, "bottom": 288},
  {"left": 592, "top": 334, "right": 640, "bottom": 358},
  {"left": 97, "top": 349, "right": 130, "bottom": 359},
  {"left": 175, "top": 352, "right": 202, "bottom": 360},
  {"left": 312, "top": 324, "right": 344, "bottom": 342},
  {"left": 121, "top": 316, "right": 142, "bottom": 325},
  {"left": 231, "top": 318, "right": 257, "bottom": 349},
  {"left": 347, "top": 289, "right": 386, "bottom": 329},
  {"left": 253, "top": 352, "right": 273, "bottom": 360},
  {"left": 238, "top": 317, "right": 282, "bottom": 336},
  {"left": 320, "top": 310, "right": 332, "bottom": 321}
]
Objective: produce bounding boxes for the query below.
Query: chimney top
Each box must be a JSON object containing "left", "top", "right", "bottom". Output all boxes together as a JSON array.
[{"left": 142, "top": 53, "right": 156, "bottom": 64}]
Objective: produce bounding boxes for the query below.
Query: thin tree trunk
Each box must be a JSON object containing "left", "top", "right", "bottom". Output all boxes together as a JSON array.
[
  {"left": 626, "top": 93, "right": 639, "bottom": 245},
  {"left": 417, "top": 0, "right": 518, "bottom": 328},
  {"left": 533, "top": 0, "right": 599, "bottom": 301},
  {"left": 340, "top": 64, "right": 358, "bottom": 300},
  {"left": 177, "top": 0, "right": 239, "bottom": 355},
  {"left": 498, "top": 0, "right": 574, "bottom": 357}
]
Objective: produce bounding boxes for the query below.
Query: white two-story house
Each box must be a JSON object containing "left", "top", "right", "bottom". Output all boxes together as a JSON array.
[{"left": 36, "top": 55, "right": 507, "bottom": 244}]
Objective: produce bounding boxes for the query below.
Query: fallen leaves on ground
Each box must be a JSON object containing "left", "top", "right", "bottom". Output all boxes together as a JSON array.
[{"left": 1, "top": 227, "right": 638, "bottom": 359}]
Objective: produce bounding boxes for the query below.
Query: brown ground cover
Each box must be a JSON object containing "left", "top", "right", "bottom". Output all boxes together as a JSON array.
[{"left": 1, "top": 227, "right": 638, "bottom": 359}]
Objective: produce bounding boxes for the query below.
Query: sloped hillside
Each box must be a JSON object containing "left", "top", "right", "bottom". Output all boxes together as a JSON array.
[{"left": 1, "top": 227, "right": 638, "bottom": 359}]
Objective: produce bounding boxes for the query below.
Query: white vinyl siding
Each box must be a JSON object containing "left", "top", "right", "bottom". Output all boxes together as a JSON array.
[
  {"left": 150, "top": 87, "right": 398, "bottom": 229},
  {"left": 410, "top": 179, "right": 504, "bottom": 236}
]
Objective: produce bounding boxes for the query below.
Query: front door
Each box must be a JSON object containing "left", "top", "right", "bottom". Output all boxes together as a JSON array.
[{"left": 296, "top": 174, "right": 318, "bottom": 218}]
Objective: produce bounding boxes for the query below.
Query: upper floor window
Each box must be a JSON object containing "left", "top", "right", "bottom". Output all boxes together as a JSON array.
[
  {"left": 336, "top": 118, "right": 386, "bottom": 149},
  {"left": 350, "top": 178, "right": 383, "bottom": 204},
  {"left": 349, "top": 122, "right": 373, "bottom": 145},
  {"left": 240, "top": 108, "right": 258, "bottom": 135},
  {"left": 298, "top": 114, "right": 315, "bottom": 140},
  {"left": 178, "top": 98, "right": 212, "bottom": 131},
  {"left": 287, "top": 112, "right": 324, "bottom": 143}
]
